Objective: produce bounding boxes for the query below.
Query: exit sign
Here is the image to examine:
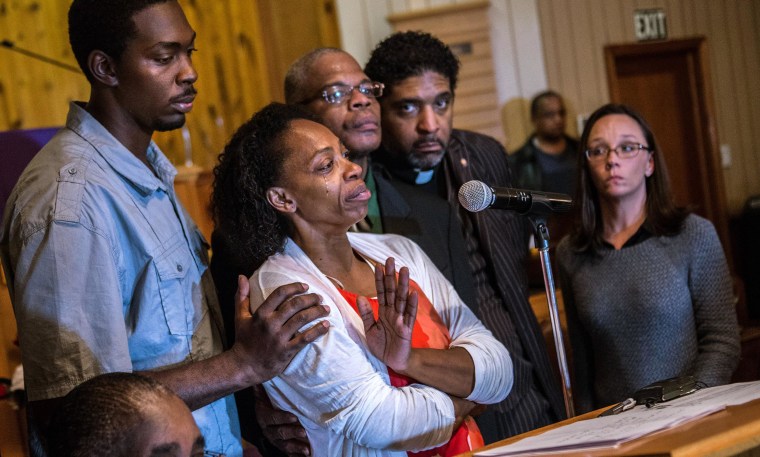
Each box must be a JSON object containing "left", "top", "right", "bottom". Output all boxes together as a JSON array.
[{"left": 634, "top": 9, "right": 667, "bottom": 41}]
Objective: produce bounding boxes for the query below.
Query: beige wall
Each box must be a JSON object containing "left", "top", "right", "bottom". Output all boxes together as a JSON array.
[
  {"left": 335, "top": 0, "right": 550, "bottom": 150},
  {"left": 536, "top": 0, "right": 760, "bottom": 216},
  {"left": 337, "top": 0, "right": 760, "bottom": 216},
  {"left": 2, "top": 0, "right": 757, "bottom": 214}
]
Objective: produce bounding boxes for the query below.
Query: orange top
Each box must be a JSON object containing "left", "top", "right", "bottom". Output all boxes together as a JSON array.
[{"left": 338, "top": 278, "right": 484, "bottom": 456}]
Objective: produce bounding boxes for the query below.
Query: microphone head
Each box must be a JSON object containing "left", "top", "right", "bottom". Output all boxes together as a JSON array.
[{"left": 458, "top": 180, "right": 493, "bottom": 212}]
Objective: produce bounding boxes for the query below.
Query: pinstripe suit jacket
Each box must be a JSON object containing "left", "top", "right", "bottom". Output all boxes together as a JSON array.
[
  {"left": 445, "top": 130, "right": 565, "bottom": 420},
  {"left": 372, "top": 129, "right": 565, "bottom": 439}
]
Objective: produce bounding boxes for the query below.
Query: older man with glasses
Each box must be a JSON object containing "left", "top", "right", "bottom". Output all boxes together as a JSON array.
[{"left": 285, "top": 48, "right": 384, "bottom": 181}]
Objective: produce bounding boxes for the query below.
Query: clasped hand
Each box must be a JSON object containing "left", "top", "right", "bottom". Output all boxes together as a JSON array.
[{"left": 356, "top": 257, "right": 418, "bottom": 373}]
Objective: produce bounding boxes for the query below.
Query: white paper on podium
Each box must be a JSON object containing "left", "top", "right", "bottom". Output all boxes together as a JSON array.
[{"left": 475, "top": 381, "right": 760, "bottom": 456}]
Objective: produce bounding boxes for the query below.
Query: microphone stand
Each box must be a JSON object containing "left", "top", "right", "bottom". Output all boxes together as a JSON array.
[
  {"left": 1, "top": 39, "right": 81, "bottom": 74},
  {"left": 528, "top": 215, "right": 575, "bottom": 418}
]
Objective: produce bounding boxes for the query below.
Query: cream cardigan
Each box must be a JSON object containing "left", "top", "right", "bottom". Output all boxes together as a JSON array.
[{"left": 250, "top": 232, "right": 513, "bottom": 456}]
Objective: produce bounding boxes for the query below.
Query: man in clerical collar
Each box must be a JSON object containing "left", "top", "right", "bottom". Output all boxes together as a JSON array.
[{"left": 364, "top": 30, "right": 566, "bottom": 443}]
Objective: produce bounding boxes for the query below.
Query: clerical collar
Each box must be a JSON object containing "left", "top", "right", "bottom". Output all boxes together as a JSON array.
[
  {"left": 381, "top": 162, "right": 437, "bottom": 185},
  {"left": 372, "top": 146, "right": 440, "bottom": 185},
  {"left": 415, "top": 169, "right": 435, "bottom": 184}
]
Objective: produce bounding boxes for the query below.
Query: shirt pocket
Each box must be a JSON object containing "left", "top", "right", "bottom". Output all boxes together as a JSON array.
[{"left": 154, "top": 240, "right": 194, "bottom": 335}]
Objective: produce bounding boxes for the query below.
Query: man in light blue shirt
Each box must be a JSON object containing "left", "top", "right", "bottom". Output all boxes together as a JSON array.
[{"left": 0, "top": 1, "right": 329, "bottom": 455}]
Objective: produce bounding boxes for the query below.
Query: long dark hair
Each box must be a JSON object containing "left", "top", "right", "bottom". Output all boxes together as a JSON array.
[
  {"left": 211, "top": 102, "right": 318, "bottom": 272},
  {"left": 567, "top": 103, "right": 689, "bottom": 254}
]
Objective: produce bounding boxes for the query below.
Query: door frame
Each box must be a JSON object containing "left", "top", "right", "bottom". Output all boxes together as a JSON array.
[{"left": 604, "top": 37, "right": 731, "bottom": 261}]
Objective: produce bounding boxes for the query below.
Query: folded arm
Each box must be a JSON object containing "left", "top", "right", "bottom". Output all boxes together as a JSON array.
[
  {"left": 255, "top": 269, "right": 462, "bottom": 451},
  {"left": 358, "top": 257, "right": 476, "bottom": 398},
  {"left": 359, "top": 256, "right": 512, "bottom": 404}
]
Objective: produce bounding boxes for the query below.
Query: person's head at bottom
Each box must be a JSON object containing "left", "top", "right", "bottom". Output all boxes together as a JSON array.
[{"left": 47, "top": 372, "right": 204, "bottom": 457}]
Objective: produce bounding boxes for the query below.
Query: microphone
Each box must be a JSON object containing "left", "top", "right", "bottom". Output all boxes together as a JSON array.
[
  {"left": 1, "top": 39, "right": 81, "bottom": 74},
  {"left": 458, "top": 180, "right": 573, "bottom": 214}
]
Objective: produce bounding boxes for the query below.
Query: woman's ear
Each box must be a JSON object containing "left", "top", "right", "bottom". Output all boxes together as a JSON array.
[
  {"left": 645, "top": 154, "right": 655, "bottom": 177},
  {"left": 89, "top": 50, "right": 118, "bottom": 87},
  {"left": 267, "top": 187, "right": 296, "bottom": 213}
]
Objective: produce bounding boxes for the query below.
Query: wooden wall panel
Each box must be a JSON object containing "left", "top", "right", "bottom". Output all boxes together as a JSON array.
[
  {"left": 0, "top": 1, "right": 87, "bottom": 130},
  {"left": 257, "top": 0, "right": 341, "bottom": 103},
  {"left": 536, "top": 0, "right": 760, "bottom": 215},
  {"left": 0, "top": 0, "right": 273, "bottom": 170},
  {"left": 150, "top": 0, "right": 274, "bottom": 170},
  {"left": 0, "top": 0, "right": 339, "bottom": 172},
  {"left": 0, "top": 264, "right": 24, "bottom": 456},
  {"left": 388, "top": 1, "right": 505, "bottom": 144}
]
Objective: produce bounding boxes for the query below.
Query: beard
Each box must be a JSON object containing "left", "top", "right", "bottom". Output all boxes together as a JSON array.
[
  {"left": 405, "top": 135, "right": 447, "bottom": 170},
  {"left": 155, "top": 115, "right": 187, "bottom": 132},
  {"left": 406, "top": 149, "right": 446, "bottom": 170}
]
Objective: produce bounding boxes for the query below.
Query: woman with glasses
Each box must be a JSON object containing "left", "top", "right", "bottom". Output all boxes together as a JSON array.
[
  {"left": 556, "top": 103, "right": 740, "bottom": 413},
  {"left": 212, "top": 103, "right": 512, "bottom": 456}
]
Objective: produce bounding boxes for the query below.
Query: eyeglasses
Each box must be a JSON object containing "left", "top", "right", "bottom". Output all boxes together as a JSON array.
[
  {"left": 584, "top": 143, "right": 651, "bottom": 162},
  {"left": 309, "top": 82, "right": 384, "bottom": 105}
]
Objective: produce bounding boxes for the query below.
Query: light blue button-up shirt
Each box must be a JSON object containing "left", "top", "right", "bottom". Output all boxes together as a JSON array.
[{"left": 0, "top": 102, "right": 241, "bottom": 456}]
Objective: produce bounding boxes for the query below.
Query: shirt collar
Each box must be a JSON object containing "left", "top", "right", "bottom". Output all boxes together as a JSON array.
[
  {"left": 601, "top": 222, "right": 653, "bottom": 250},
  {"left": 66, "top": 102, "right": 177, "bottom": 195}
]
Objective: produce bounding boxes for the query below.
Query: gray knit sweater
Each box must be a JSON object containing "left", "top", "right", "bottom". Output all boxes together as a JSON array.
[{"left": 556, "top": 214, "right": 740, "bottom": 413}]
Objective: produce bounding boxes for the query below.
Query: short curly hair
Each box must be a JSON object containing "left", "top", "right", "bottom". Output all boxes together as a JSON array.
[
  {"left": 68, "top": 0, "right": 171, "bottom": 83},
  {"left": 364, "top": 31, "right": 460, "bottom": 96},
  {"left": 212, "top": 102, "right": 319, "bottom": 272},
  {"left": 47, "top": 373, "right": 178, "bottom": 457},
  {"left": 530, "top": 90, "right": 563, "bottom": 119}
]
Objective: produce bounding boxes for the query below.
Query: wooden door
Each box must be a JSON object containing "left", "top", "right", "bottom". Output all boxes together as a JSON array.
[
  {"left": 605, "top": 37, "right": 731, "bottom": 262},
  {"left": 257, "top": 0, "right": 341, "bottom": 102}
]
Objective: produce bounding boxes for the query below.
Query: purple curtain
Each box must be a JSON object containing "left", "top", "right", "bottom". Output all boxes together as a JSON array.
[{"left": 0, "top": 127, "right": 60, "bottom": 220}]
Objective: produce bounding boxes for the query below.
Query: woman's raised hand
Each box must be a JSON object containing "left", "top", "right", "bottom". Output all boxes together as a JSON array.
[{"left": 357, "top": 257, "right": 418, "bottom": 372}]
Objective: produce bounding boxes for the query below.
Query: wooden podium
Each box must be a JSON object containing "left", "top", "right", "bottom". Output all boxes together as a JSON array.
[{"left": 458, "top": 397, "right": 760, "bottom": 457}]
